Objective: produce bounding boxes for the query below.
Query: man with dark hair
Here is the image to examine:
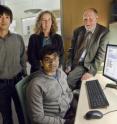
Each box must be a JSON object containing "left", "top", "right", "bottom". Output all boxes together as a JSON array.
[
  {"left": 65, "top": 8, "right": 109, "bottom": 90},
  {"left": 26, "top": 45, "right": 77, "bottom": 124},
  {"left": 0, "top": 5, "right": 13, "bottom": 22},
  {"left": 0, "top": 5, "right": 26, "bottom": 124}
]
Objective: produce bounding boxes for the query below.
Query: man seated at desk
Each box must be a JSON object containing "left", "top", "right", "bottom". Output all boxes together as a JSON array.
[
  {"left": 65, "top": 8, "right": 109, "bottom": 90},
  {"left": 26, "top": 45, "right": 78, "bottom": 124}
]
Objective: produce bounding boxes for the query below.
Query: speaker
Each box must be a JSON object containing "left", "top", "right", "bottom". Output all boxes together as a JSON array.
[
  {"left": 110, "top": 1, "right": 117, "bottom": 22},
  {"left": 112, "top": 2, "right": 117, "bottom": 16}
]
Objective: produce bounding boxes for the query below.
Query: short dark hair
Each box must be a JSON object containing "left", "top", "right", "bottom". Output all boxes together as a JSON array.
[
  {"left": 39, "top": 45, "right": 60, "bottom": 60},
  {"left": 0, "top": 5, "right": 13, "bottom": 23}
]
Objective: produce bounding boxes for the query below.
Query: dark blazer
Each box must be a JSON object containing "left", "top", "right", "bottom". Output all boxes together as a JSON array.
[
  {"left": 66, "top": 24, "right": 109, "bottom": 75},
  {"left": 27, "top": 33, "right": 64, "bottom": 73}
]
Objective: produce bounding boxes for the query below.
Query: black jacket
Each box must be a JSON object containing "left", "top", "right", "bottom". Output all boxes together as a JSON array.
[{"left": 27, "top": 33, "right": 64, "bottom": 73}]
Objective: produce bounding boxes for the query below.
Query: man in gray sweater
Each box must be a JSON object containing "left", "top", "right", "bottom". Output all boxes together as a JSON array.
[
  {"left": 0, "top": 5, "right": 26, "bottom": 124},
  {"left": 26, "top": 45, "right": 77, "bottom": 124}
]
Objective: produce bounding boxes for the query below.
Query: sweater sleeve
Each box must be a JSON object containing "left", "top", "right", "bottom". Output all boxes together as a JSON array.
[
  {"left": 26, "top": 80, "right": 65, "bottom": 124},
  {"left": 19, "top": 34, "right": 27, "bottom": 76}
]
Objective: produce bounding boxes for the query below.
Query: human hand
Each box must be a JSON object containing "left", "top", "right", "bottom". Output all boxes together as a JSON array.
[
  {"left": 81, "top": 72, "right": 93, "bottom": 80},
  {"left": 65, "top": 66, "right": 71, "bottom": 74}
]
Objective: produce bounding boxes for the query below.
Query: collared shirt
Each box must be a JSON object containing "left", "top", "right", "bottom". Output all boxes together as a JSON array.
[
  {"left": 0, "top": 32, "right": 26, "bottom": 79},
  {"left": 79, "top": 26, "right": 96, "bottom": 62},
  {"left": 43, "top": 37, "right": 52, "bottom": 46}
]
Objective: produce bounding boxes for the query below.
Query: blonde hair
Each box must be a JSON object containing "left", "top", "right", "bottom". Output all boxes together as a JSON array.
[{"left": 34, "top": 10, "right": 58, "bottom": 34}]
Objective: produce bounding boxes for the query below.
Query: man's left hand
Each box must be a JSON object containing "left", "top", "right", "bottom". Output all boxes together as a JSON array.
[{"left": 81, "top": 72, "right": 93, "bottom": 80}]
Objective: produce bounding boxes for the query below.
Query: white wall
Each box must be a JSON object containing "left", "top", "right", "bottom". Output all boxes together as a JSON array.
[
  {"left": 5, "top": 0, "right": 60, "bottom": 34},
  {"left": 109, "top": 22, "right": 117, "bottom": 45},
  {"left": 5, "top": 0, "right": 60, "bottom": 46}
]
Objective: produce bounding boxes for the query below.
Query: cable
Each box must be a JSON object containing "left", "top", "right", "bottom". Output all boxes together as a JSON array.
[{"left": 103, "top": 110, "right": 117, "bottom": 116}]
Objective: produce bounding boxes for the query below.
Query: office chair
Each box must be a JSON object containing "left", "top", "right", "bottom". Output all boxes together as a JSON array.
[
  {"left": 15, "top": 71, "right": 39, "bottom": 124},
  {"left": 15, "top": 76, "right": 31, "bottom": 124}
]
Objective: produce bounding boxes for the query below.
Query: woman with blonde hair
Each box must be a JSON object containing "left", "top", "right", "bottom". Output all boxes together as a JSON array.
[{"left": 27, "top": 10, "right": 64, "bottom": 73}]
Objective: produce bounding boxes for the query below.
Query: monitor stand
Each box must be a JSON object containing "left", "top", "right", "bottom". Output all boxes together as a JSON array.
[{"left": 105, "top": 83, "right": 117, "bottom": 89}]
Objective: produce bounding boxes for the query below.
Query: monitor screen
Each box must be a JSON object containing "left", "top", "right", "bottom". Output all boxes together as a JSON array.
[{"left": 103, "top": 44, "right": 117, "bottom": 83}]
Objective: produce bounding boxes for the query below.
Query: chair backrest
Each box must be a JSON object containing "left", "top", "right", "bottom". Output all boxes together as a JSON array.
[
  {"left": 15, "top": 76, "right": 30, "bottom": 124},
  {"left": 15, "top": 72, "right": 39, "bottom": 124}
]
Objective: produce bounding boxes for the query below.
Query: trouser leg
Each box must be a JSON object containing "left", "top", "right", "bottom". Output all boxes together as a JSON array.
[
  {"left": 0, "top": 84, "right": 13, "bottom": 124},
  {"left": 2, "top": 110, "right": 13, "bottom": 124},
  {"left": 64, "top": 94, "right": 78, "bottom": 124},
  {"left": 67, "top": 66, "right": 86, "bottom": 90}
]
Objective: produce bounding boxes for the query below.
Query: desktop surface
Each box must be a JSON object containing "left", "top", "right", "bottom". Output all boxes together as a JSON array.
[{"left": 74, "top": 74, "right": 117, "bottom": 124}]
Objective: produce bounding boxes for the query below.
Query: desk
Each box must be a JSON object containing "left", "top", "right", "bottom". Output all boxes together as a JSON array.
[{"left": 75, "top": 74, "right": 117, "bottom": 124}]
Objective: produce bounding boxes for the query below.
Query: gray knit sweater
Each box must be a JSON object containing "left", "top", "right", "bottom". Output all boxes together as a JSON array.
[
  {"left": 26, "top": 68, "right": 73, "bottom": 124},
  {"left": 0, "top": 32, "right": 26, "bottom": 79}
]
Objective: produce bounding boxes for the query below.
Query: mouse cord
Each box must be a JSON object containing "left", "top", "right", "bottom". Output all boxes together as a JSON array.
[{"left": 103, "top": 110, "right": 117, "bottom": 116}]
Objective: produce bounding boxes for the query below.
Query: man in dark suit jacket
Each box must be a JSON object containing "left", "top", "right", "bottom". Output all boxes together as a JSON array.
[{"left": 65, "top": 8, "right": 109, "bottom": 90}]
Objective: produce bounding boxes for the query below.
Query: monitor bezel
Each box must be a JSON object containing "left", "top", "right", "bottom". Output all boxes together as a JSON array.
[{"left": 103, "top": 44, "right": 117, "bottom": 83}]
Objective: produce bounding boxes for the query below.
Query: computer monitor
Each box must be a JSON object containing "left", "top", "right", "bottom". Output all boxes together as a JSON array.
[{"left": 103, "top": 44, "right": 117, "bottom": 84}]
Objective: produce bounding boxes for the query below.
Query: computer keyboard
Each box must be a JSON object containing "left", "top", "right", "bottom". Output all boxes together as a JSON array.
[{"left": 86, "top": 79, "right": 109, "bottom": 109}]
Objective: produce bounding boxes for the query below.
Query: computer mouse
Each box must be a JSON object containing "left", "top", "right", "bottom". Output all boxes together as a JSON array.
[{"left": 84, "top": 110, "right": 103, "bottom": 120}]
